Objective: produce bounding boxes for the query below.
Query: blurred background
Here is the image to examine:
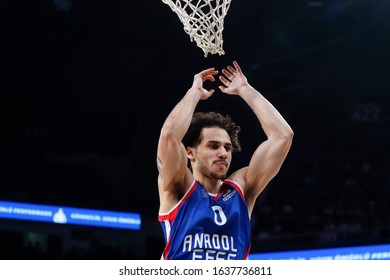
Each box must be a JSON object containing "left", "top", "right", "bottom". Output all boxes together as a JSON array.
[{"left": 0, "top": 0, "right": 389, "bottom": 259}]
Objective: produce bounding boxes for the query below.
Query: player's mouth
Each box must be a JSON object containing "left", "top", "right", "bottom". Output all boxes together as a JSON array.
[{"left": 214, "top": 160, "right": 228, "bottom": 168}]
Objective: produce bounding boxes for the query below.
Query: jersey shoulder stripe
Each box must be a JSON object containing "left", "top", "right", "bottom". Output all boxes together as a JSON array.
[{"left": 158, "top": 179, "right": 197, "bottom": 222}]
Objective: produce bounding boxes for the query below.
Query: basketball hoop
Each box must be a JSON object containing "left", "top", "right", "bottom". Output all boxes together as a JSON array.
[{"left": 162, "top": 0, "right": 232, "bottom": 57}]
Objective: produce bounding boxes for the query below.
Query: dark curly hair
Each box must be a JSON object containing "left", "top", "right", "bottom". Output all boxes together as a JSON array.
[{"left": 182, "top": 112, "right": 241, "bottom": 152}]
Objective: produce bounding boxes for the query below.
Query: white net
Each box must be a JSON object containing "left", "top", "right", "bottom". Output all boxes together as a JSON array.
[{"left": 162, "top": 0, "right": 232, "bottom": 57}]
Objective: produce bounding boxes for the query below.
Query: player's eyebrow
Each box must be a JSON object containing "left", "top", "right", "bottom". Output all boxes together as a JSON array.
[{"left": 208, "top": 140, "right": 232, "bottom": 147}]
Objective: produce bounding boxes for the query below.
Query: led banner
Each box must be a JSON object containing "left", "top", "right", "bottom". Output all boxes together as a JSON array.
[
  {"left": 0, "top": 200, "right": 141, "bottom": 230},
  {"left": 249, "top": 243, "right": 390, "bottom": 260}
]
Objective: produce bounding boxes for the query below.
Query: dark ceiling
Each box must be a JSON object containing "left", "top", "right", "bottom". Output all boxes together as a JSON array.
[
  {"left": 1, "top": 0, "right": 389, "bottom": 215},
  {"left": 2, "top": 0, "right": 389, "bottom": 96}
]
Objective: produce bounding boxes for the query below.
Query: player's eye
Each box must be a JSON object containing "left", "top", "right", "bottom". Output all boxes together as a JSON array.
[{"left": 211, "top": 144, "right": 219, "bottom": 149}]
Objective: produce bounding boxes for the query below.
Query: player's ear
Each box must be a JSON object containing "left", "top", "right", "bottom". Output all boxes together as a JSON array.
[{"left": 186, "top": 147, "right": 195, "bottom": 161}]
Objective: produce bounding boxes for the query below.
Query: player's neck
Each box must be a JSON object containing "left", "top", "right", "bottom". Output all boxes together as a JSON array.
[{"left": 194, "top": 174, "right": 222, "bottom": 194}]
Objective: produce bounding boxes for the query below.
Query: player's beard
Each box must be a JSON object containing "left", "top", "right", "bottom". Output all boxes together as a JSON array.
[
  {"left": 210, "top": 171, "right": 226, "bottom": 180},
  {"left": 197, "top": 158, "right": 227, "bottom": 180}
]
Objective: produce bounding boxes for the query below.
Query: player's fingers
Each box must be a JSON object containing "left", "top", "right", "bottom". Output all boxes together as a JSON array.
[
  {"left": 197, "top": 68, "right": 216, "bottom": 80},
  {"left": 221, "top": 69, "right": 234, "bottom": 81},
  {"left": 202, "top": 68, "right": 218, "bottom": 76},
  {"left": 205, "top": 75, "right": 216, "bottom": 82},
  {"left": 200, "top": 67, "right": 215, "bottom": 74},
  {"left": 219, "top": 75, "right": 230, "bottom": 87},
  {"left": 218, "top": 85, "right": 227, "bottom": 93},
  {"left": 227, "top": 66, "right": 236, "bottom": 76},
  {"left": 233, "top": 61, "right": 241, "bottom": 73}
]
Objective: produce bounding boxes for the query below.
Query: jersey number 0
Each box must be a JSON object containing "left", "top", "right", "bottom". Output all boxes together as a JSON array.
[{"left": 211, "top": 206, "right": 227, "bottom": 226}]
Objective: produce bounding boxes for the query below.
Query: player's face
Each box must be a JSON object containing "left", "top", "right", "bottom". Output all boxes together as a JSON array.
[{"left": 195, "top": 127, "right": 232, "bottom": 180}]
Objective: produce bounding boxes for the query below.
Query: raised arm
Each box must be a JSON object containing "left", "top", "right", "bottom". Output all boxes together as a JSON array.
[
  {"left": 157, "top": 67, "right": 219, "bottom": 212},
  {"left": 219, "top": 61, "right": 294, "bottom": 215}
]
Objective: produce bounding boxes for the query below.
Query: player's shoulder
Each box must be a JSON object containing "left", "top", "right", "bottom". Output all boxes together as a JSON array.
[{"left": 226, "top": 167, "right": 248, "bottom": 187}]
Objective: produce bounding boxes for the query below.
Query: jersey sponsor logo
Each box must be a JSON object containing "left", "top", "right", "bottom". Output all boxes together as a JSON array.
[
  {"left": 182, "top": 233, "right": 238, "bottom": 260},
  {"left": 200, "top": 189, "right": 208, "bottom": 198},
  {"left": 222, "top": 189, "right": 236, "bottom": 201}
]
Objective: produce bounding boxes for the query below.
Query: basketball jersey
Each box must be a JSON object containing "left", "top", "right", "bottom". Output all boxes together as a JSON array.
[{"left": 158, "top": 179, "right": 251, "bottom": 260}]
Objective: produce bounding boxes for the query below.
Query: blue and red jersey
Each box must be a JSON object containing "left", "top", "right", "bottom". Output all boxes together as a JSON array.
[{"left": 158, "top": 179, "right": 251, "bottom": 260}]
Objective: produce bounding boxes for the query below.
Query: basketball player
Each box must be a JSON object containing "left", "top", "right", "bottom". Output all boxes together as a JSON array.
[{"left": 157, "top": 61, "right": 293, "bottom": 260}]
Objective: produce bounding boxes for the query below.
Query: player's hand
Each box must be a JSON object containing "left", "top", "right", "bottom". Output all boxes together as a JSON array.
[
  {"left": 191, "top": 67, "right": 219, "bottom": 100},
  {"left": 219, "top": 61, "right": 249, "bottom": 96}
]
